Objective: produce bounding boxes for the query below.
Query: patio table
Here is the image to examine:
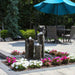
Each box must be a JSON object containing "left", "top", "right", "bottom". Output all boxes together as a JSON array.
[
  {"left": 57, "top": 29, "right": 71, "bottom": 35},
  {"left": 57, "top": 29, "right": 71, "bottom": 42}
]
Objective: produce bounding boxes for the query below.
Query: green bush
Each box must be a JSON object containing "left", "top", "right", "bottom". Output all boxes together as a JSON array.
[
  {"left": 19, "top": 30, "right": 25, "bottom": 38},
  {"left": 70, "top": 58, "right": 75, "bottom": 63},
  {"left": 0, "top": 30, "right": 8, "bottom": 39},
  {"left": 20, "top": 29, "right": 39, "bottom": 39}
]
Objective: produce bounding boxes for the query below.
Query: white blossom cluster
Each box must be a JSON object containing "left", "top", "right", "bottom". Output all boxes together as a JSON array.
[
  {"left": 11, "top": 58, "right": 29, "bottom": 70},
  {"left": 11, "top": 58, "right": 43, "bottom": 70},
  {"left": 29, "top": 60, "right": 43, "bottom": 68}
]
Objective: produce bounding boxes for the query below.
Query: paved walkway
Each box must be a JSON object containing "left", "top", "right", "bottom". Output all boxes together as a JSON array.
[
  {"left": 0, "top": 69, "right": 7, "bottom": 75},
  {"left": 0, "top": 40, "right": 75, "bottom": 56},
  {"left": 21, "top": 66, "right": 75, "bottom": 75},
  {"left": 0, "top": 40, "right": 75, "bottom": 75}
]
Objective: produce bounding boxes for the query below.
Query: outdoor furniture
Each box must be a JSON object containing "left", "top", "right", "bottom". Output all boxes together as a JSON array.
[
  {"left": 57, "top": 25, "right": 65, "bottom": 37},
  {"left": 46, "top": 26, "right": 58, "bottom": 43},
  {"left": 63, "top": 26, "right": 75, "bottom": 42}
]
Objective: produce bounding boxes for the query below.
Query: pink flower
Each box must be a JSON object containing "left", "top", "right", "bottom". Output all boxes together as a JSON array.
[
  {"left": 49, "top": 51, "right": 52, "bottom": 53},
  {"left": 57, "top": 60, "right": 59, "bottom": 62},
  {"left": 48, "top": 57, "right": 50, "bottom": 60},
  {"left": 48, "top": 58, "right": 52, "bottom": 62},
  {"left": 48, "top": 62, "right": 51, "bottom": 64},
  {"left": 52, "top": 49, "right": 54, "bottom": 51},
  {"left": 6, "top": 57, "right": 9, "bottom": 60},
  {"left": 55, "top": 56, "right": 60, "bottom": 59},
  {"left": 41, "top": 59, "right": 44, "bottom": 63},
  {"left": 8, "top": 60, "right": 11, "bottom": 63},
  {"left": 44, "top": 58, "right": 47, "bottom": 61},
  {"left": 61, "top": 52, "right": 64, "bottom": 54},
  {"left": 65, "top": 52, "right": 68, "bottom": 54},
  {"left": 12, "top": 60, "right": 16, "bottom": 63},
  {"left": 61, "top": 56, "right": 68, "bottom": 60},
  {"left": 13, "top": 57, "right": 16, "bottom": 60}
]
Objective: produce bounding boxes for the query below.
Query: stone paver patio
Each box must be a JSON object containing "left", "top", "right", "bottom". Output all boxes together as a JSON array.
[
  {"left": 0, "top": 40, "right": 75, "bottom": 56},
  {"left": 0, "top": 40, "right": 75, "bottom": 75}
]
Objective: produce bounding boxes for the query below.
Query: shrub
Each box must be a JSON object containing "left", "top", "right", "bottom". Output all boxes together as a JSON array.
[
  {"left": 6, "top": 57, "right": 16, "bottom": 65},
  {"left": 20, "top": 29, "right": 39, "bottom": 39},
  {"left": 1, "top": 30, "right": 8, "bottom": 39},
  {"left": 24, "top": 29, "right": 35, "bottom": 39},
  {"left": 70, "top": 58, "right": 75, "bottom": 63},
  {"left": 19, "top": 30, "right": 25, "bottom": 38}
]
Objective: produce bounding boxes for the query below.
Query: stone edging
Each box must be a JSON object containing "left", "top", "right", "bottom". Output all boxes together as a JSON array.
[{"left": 0, "top": 59, "right": 75, "bottom": 75}]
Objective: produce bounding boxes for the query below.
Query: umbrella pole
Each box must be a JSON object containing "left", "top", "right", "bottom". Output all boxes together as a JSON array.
[
  {"left": 56, "top": 16, "right": 58, "bottom": 26},
  {"left": 56, "top": 4, "right": 58, "bottom": 26}
]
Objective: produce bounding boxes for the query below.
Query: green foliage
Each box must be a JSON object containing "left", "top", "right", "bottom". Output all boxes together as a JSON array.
[
  {"left": 20, "top": 29, "right": 39, "bottom": 39},
  {"left": 0, "top": 0, "right": 75, "bottom": 33},
  {"left": 1, "top": 30, "right": 8, "bottom": 39},
  {"left": 19, "top": 30, "right": 25, "bottom": 38},
  {"left": 24, "top": 29, "right": 35, "bottom": 39},
  {"left": 70, "top": 58, "right": 75, "bottom": 63},
  {"left": 5, "top": 0, "right": 19, "bottom": 38}
]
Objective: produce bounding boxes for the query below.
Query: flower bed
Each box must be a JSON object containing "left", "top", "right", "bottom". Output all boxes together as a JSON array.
[
  {"left": 45, "top": 49, "right": 69, "bottom": 57},
  {"left": 11, "top": 50, "right": 25, "bottom": 55},
  {"left": 2, "top": 50, "right": 75, "bottom": 71}
]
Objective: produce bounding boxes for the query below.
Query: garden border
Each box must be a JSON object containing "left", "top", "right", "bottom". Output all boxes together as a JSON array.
[{"left": 0, "top": 59, "right": 75, "bottom": 75}]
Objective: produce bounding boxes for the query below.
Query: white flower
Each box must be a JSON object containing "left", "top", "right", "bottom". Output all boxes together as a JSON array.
[
  {"left": 16, "top": 62, "right": 21, "bottom": 65},
  {"left": 39, "top": 61, "right": 43, "bottom": 66},
  {"left": 29, "top": 60, "right": 43, "bottom": 67},
  {"left": 15, "top": 66, "right": 18, "bottom": 69},
  {"left": 11, "top": 63, "right": 15, "bottom": 67},
  {"left": 24, "top": 59, "right": 27, "bottom": 61},
  {"left": 25, "top": 61, "right": 29, "bottom": 66},
  {"left": 20, "top": 61, "right": 24, "bottom": 64},
  {"left": 20, "top": 58, "right": 24, "bottom": 61}
]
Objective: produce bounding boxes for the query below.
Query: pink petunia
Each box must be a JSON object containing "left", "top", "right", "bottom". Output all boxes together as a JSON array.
[
  {"left": 61, "top": 52, "right": 64, "bottom": 54},
  {"left": 44, "top": 58, "right": 47, "bottom": 61},
  {"left": 56, "top": 60, "right": 60, "bottom": 62},
  {"left": 41, "top": 59, "right": 44, "bottom": 63}
]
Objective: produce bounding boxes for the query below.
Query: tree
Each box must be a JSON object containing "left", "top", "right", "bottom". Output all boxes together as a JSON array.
[
  {"left": 5, "top": 0, "right": 19, "bottom": 38},
  {"left": 0, "top": 0, "right": 7, "bottom": 30}
]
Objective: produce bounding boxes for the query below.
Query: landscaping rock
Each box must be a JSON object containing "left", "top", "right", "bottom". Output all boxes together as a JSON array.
[
  {"left": 38, "top": 32, "right": 45, "bottom": 58},
  {"left": 35, "top": 44, "right": 42, "bottom": 59},
  {"left": 0, "top": 38, "right": 4, "bottom": 42},
  {"left": 5, "top": 37, "right": 13, "bottom": 42},
  {"left": 25, "top": 37, "right": 34, "bottom": 59}
]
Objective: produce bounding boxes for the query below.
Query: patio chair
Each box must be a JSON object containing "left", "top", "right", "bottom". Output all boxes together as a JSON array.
[
  {"left": 57, "top": 25, "right": 65, "bottom": 37},
  {"left": 46, "top": 26, "right": 58, "bottom": 43},
  {"left": 63, "top": 26, "right": 75, "bottom": 42}
]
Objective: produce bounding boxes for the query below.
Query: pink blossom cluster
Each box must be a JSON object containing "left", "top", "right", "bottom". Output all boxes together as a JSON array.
[
  {"left": 52, "top": 56, "right": 62, "bottom": 65},
  {"left": 41, "top": 56, "right": 70, "bottom": 66},
  {"left": 61, "top": 56, "right": 69, "bottom": 60},
  {"left": 6, "top": 57, "right": 16, "bottom": 65},
  {"left": 49, "top": 49, "right": 57, "bottom": 55},
  {"left": 49, "top": 50, "right": 69, "bottom": 57},
  {"left": 41, "top": 58, "right": 52, "bottom": 66},
  {"left": 61, "top": 56, "right": 70, "bottom": 64},
  {"left": 11, "top": 50, "right": 20, "bottom": 55},
  {"left": 56, "top": 52, "right": 69, "bottom": 57}
]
